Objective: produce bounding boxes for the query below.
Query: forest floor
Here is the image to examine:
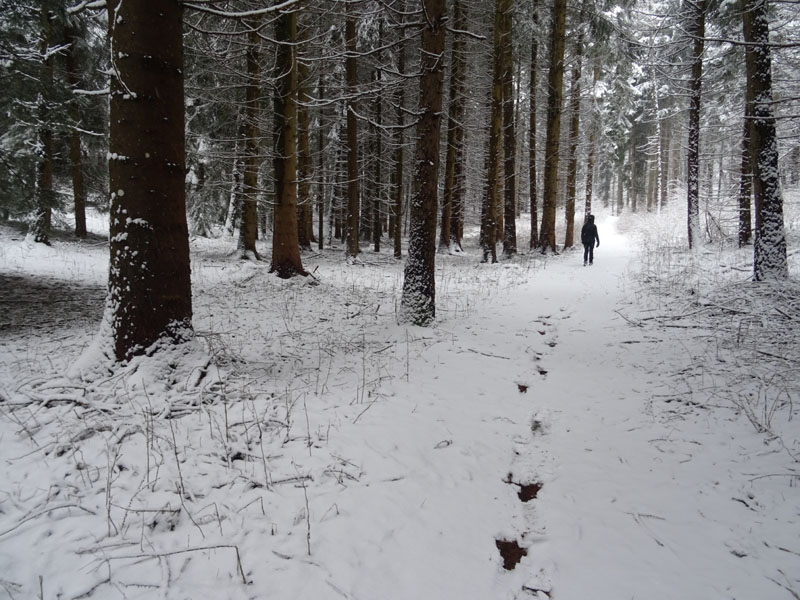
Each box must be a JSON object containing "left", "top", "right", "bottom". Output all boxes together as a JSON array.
[{"left": 0, "top": 206, "right": 799, "bottom": 600}]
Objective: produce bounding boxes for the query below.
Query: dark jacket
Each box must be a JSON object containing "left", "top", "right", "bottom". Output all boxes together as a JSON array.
[{"left": 581, "top": 215, "right": 599, "bottom": 246}]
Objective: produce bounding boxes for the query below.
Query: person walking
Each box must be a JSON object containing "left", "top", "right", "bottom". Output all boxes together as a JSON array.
[{"left": 581, "top": 214, "right": 599, "bottom": 266}]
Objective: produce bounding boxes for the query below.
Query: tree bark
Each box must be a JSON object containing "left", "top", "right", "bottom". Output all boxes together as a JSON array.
[
  {"left": 33, "top": 4, "right": 56, "bottom": 245},
  {"left": 297, "top": 57, "right": 313, "bottom": 251},
  {"left": 743, "top": 0, "right": 788, "bottom": 280},
  {"left": 107, "top": 0, "right": 193, "bottom": 360},
  {"left": 345, "top": 5, "right": 361, "bottom": 258},
  {"left": 501, "top": 0, "right": 517, "bottom": 258},
  {"left": 529, "top": 0, "right": 539, "bottom": 249},
  {"left": 538, "top": 0, "right": 567, "bottom": 253},
  {"left": 271, "top": 7, "right": 306, "bottom": 278},
  {"left": 481, "top": 0, "right": 504, "bottom": 263},
  {"left": 563, "top": 7, "right": 585, "bottom": 249},
  {"left": 738, "top": 116, "right": 753, "bottom": 247},
  {"left": 440, "top": 0, "right": 466, "bottom": 253},
  {"left": 400, "top": 0, "right": 447, "bottom": 325},
  {"left": 238, "top": 25, "right": 261, "bottom": 259},
  {"left": 64, "top": 19, "right": 87, "bottom": 238},
  {"left": 686, "top": 0, "right": 705, "bottom": 250}
]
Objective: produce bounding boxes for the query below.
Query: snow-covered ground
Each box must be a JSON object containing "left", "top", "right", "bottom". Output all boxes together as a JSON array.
[{"left": 0, "top": 207, "right": 798, "bottom": 600}]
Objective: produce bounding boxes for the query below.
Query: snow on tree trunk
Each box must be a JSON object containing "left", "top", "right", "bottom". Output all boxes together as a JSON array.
[
  {"left": 400, "top": 0, "right": 447, "bottom": 326},
  {"left": 107, "top": 0, "right": 193, "bottom": 361},
  {"left": 743, "top": 0, "right": 788, "bottom": 281},
  {"left": 686, "top": 0, "right": 705, "bottom": 250}
]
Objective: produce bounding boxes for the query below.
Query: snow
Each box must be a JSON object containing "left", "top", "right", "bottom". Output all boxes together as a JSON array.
[{"left": 0, "top": 206, "right": 798, "bottom": 599}]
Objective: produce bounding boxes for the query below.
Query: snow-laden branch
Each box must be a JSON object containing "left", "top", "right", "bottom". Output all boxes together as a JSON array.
[{"left": 183, "top": 0, "right": 299, "bottom": 19}]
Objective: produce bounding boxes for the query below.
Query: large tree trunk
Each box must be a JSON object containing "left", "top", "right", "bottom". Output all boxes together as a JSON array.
[
  {"left": 271, "top": 8, "right": 306, "bottom": 278},
  {"left": 538, "top": 0, "right": 567, "bottom": 253},
  {"left": 501, "top": 0, "right": 517, "bottom": 258},
  {"left": 686, "top": 0, "right": 705, "bottom": 250},
  {"left": 743, "top": 0, "right": 788, "bottom": 280},
  {"left": 563, "top": 7, "right": 585, "bottom": 249},
  {"left": 345, "top": 5, "right": 361, "bottom": 258},
  {"left": 238, "top": 25, "right": 261, "bottom": 259},
  {"left": 400, "top": 0, "right": 447, "bottom": 326},
  {"left": 107, "top": 0, "right": 193, "bottom": 361},
  {"left": 393, "top": 23, "right": 406, "bottom": 260},
  {"left": 529, "top": 0, "right": 539, "bottom": 249},
  {"left": 480, "top": 0, "right": 504, "bottom": 263}
]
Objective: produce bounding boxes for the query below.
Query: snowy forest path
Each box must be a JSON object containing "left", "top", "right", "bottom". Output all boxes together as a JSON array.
[{"left": 507, "top": 217, "right": 798, "bottom": 599}]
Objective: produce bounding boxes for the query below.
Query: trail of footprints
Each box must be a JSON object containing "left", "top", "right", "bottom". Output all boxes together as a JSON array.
[{"left": 497, "top": 314, "right": 558, "bottom": 598}]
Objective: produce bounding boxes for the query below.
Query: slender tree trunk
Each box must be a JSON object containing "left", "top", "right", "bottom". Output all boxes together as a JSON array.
[
  {"left": 64, "top": 20, "right": 87, "bottom": 238},
  {"left": 659, "top": 115, "right": 670, "bottom": 211},
  {"left": 743, "top": 0, "right": 788, "bottom": 280},
  {"left": 501, "top": 0, "right": 517, "bottom": 258},
  {"left": 738, "top": 117, "right": 753, "bottom": 247},
  {"left": 686, "top": 0, "right": 706, "bottom": 249},
  {"left": 345, "top": 5, "right": 361, "bottom": 258},
  {"left": 393, "top": 5, "right": 406, "bottom": 259},
  {"left": 539, "top": 0, "right": 567, "bottom": 253},
  {"left": 563, "top": 8, "right": 585, "bottom": 249},
  {"left": 440, "top": 0, "right": 466, "bottom": 253},
  {"left": 481, "top": 0, "right": 504, "bottom": 263},
  {"left": 400, "top": 0, "right": 447, "bottom": 326},
  {"left": 297, "top": 57, "right": 313, "bottom": 251},
  {"left": 106, "top": 0, "right": 193, "bottom": 360},
  {"left": 238, "top": 25, "right": 261, "bottom": 258},
  {"left": 271, "top": 8, "right": 306, "bottom": 278},
  {"left": 33, "top": 5, "right": 55, "bottom": 245},
  {"left": 529, "top": 0, "right": 539, "bottom": 249}
]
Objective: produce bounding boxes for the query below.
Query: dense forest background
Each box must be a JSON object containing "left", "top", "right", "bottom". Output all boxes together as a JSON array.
[{"left": 0, "top": 0, "right": 798, "bottom": 352}]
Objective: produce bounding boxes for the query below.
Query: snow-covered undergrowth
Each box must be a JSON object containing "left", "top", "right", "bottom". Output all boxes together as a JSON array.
[
  {"left": 0, "top": 216, "right": 547, "bottom": 599},
  {"left": 1, "top": 201, "right": 798, "bottom": 600}
]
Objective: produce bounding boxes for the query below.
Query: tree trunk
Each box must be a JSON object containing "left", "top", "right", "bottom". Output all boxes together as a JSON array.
[
  {"left": 271, "top": 8, "right": 306, "bottom": 278},
  {"left": 529, "top": 0, "right": 539, "bottom": 249},
  {"left": 32, "top": 5, "right": 55, "bottom": 245},
  {"left": 743, "top": 0, "right": 788, "bottom": 280},
  {"left": 738, "top": 117, "right": 753, "bottom": 247},
  {"left": 481, "top": 0, "right": 504, "bottom": 263},
  {"left": 659, "top": 115, "right": 670, "bottom": 211},
  {"left": 563, "top": 8, "right": 585, "bottom": 249},
  {"left": 440, "top": 0, "right": 466, "bottom": 253},
  {"left": 297, "top": 58, "right": 313, "bottom": 251},
  {"left": 400, "top": 0, "right": 447, "bottom": 325},
  {"left": 238, "top": 25, "right": 261, "bottom": 259},
  {"left": 501, "top": 0, "right": 517, "bottom": 258},
  {"left": 393, "top": 3, "right": 406, "bottom": 259},
  {"left": 64, "top": 20, "right": 87, "bottom": 238},
  {"left": 686, "top": 0, "right": 705, "bottom": 249},
  {"left": 107, "top": 0, "right": 193, "bottom": 361},
  {"left": 538, "top": 0, "right": 567, "bottom": 253},
  {"left": 345, "top": 5, "right": 361, "bottom": 258}
]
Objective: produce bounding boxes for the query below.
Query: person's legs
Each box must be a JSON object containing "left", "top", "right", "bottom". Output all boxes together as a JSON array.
[
  {"left": 588, "top": 244, "right": 594, "bottom": 264},
  {"left": 583, "top": 244, "right": 589, "bottom": 265}
]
